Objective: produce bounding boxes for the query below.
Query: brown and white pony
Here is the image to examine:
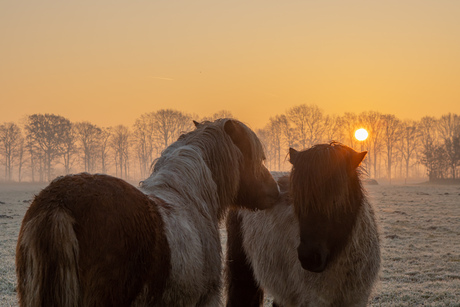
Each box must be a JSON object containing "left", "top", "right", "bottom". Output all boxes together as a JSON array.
[
  {"left": 226, "top": 143, "right": 381, "bottom": 307},
  {"left": 16, "top": 118, "right": 279, "bottom": 307}
]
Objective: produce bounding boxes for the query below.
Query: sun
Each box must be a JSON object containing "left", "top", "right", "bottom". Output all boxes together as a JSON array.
[{"left": 355, "top": 128, "right": 368, "bottom": 141}]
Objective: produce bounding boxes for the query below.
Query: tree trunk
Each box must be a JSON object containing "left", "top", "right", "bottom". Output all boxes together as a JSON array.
[
  {"left": 405, "top": 158, "right": 410, "bottom": 183},
  {"left": 387, "top": 152, "right": 392, "bottom": 184}
]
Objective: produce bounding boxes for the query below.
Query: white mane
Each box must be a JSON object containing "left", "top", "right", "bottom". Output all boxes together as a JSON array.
[{"left": 140, "top": 145, "right": 220, "bottom": 221}]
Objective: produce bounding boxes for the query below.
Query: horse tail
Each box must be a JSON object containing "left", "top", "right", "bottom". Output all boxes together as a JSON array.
[{"left": 16, "top": 203, "right": 80, "bottom": 307}]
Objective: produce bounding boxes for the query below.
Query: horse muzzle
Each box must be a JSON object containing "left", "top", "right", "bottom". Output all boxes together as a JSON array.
[{"left": 297, "top": 243, "right": 329, "bottom": 273}]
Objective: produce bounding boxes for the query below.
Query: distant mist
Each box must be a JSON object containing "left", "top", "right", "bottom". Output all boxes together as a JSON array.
[{"left": 1, "top": 106, "right": 459, "bottom": 183}]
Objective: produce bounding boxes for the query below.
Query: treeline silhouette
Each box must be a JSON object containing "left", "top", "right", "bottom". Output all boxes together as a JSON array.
[
  {"left": 1, "top": 105, "right": 459, "bottom": 183},
  {"left": 259, "top": 106, "right": 460, "bottom": 183}
]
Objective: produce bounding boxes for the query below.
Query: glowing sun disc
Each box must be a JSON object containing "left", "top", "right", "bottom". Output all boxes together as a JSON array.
[{"left": 355, "top": 128, "right": 368, "bottom": 141}]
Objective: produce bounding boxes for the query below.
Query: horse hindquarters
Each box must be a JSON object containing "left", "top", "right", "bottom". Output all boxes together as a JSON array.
[
  {"left": 16, "top": 174, "right": 171, "bottom": 307},
  {"left": 225, "top": 209, "right": 264, "bottom": 307}
]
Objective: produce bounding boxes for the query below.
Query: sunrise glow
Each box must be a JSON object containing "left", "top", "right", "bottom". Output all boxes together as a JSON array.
[
  {"left": 1, "top": 1, "right": 460, "bottom": 128},
  {"left": 355, "top": 128, "right": 369, "bottom": 141}
]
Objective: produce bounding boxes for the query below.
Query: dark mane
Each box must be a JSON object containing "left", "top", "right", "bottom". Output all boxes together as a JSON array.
[
  {"left": 225, "top": 143, "right": 380, "bottom": 307},
  {"left": 290, "top": 142, "right": 364, "bottom": 217}
]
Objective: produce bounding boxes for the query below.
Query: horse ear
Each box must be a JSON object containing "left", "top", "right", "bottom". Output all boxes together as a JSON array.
[
  {"left": 352, "top": 151, "right": 367, "bottom": 169},
  {"left": 193, "top": 120, "right": 200, "bottom": 128},
  {"left": 224, "top": 120, "right": 252, "bottom": 157},
  {"left": 289, "top": 148, "right": 299, "bottom": 165},
  {"left": 224, "top": 120, "right": 240, "bottom": 142}
]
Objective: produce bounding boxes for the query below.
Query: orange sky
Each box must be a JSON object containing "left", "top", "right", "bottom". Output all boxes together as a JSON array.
[{"left": 1, "top": 0, "right": 460, "bottom": 129}]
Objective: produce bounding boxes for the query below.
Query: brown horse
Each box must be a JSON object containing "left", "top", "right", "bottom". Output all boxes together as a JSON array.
[
  {"left": 16, "top": 118, "right": 279, "bottom": 307},
  {"left": 226, "top": 143, "right": 381, "bottom": 306}
]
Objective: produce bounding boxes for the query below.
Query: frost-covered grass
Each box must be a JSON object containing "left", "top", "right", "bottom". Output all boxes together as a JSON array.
[
  {"left": 1, "top": 183, "right": 459, "bottom": 306},
  {"left": 0, "top": 183, "right": 46, "bottom": 307},
  {"left": 367, "top": 184, "right": 460, "bottom": 307}
]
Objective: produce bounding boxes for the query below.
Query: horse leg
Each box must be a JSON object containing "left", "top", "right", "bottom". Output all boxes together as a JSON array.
[
  {"left": 195, "top": 290, "right": 223, "bottom": 307},
  {"left": 225, "top": 210, "right": 263, "bottom": 307}
]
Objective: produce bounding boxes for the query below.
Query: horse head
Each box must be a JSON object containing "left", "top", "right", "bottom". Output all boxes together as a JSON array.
[
  {"left": 289, "top": 143, "right": 366, "bottom": 272},
  {"left": 193, "top": 119, "right": 279, "bottom": 211}
]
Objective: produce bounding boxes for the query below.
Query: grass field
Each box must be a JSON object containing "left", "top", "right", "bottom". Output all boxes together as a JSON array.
[{"left": 1, "top": 182, "right": 459, "bottom": 306}]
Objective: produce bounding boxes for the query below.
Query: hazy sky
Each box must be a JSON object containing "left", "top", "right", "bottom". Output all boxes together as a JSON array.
[{"left": 1, "top": 0, "right": 460, "bottom": 129}]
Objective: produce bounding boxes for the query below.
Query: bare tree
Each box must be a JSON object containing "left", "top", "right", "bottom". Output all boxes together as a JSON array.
[
  {"left": 418, "top": 116, "right": 440, "bottom": 181},
  {"left": 25, "top": 134, "right": 40, "bottom": 182},
  {"left": 339, "top": 112, "right": 360, "bottom": 149},
  {"left": 24, "top": 114, "right": 72, "bottom": 181},
  {"left": 265, "top": 116, "right": 285, "bottom": 171},
  {"left": 419, "top": 116, "right": 439, "bottom": 149},
  {"left": 109, "top": 125, "right": 131, "bottom": 179},
  {"left": 202, "top": 110, "right": 234, "bottom": 121},
  {"left": 153, "top": 109, "right": 193, "bottom": 148},
  {"left": 381, "top": 114, "right": 400, "bottom": 183},
  {"left": 361, "top": 111, "right": 384, "bottom": 179},
  {"left": 256, "top": 128, "right": 274, "bottom": 170},
  {"left": 438, "top": 113, "right": 459, "bottom": 141},
  {"left": 279, "top": 114, "right": 295, "bottom": 149},
  {"left": 396, "top": 120, "right": 419, "bottom": 183},
  {"left": 438, "top": 113, "right": 460, "bottom": 179},
  {"left": 323, "top": 114, "right": 344, "bottom": 144},
  {"left": 287, "top": 104, "right": 327, "bottom": 149},
  {"left": 99, "top": 128, "right": 111, "bottom": 174},
  {"left": 258, "top": 115, "right": 293, "bottom": 171},
  {"left": 75, "top": 122, "right": 102, "bottom": 173},
  {"left": 17, "top": 140, "right": 25, "bottom": 182},
  {"left": 132, "top": 109, "right": 193, "bottom": 178},
  {"left": 133, "top": 114, "right": 155, "bottom": 179},
  {"left": 444, "top": 134, "right": 460, "bottom": 179},
  {"left": 60, "top": 123, "right": 77, "bottom": 175},
  {"left": 0, "top": 122, "right": 24, "bottom": 181}
]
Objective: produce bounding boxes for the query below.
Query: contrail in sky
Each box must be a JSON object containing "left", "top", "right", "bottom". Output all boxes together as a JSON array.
[{"left": 149, "top": 76, "right": 174, "bottom": 81}]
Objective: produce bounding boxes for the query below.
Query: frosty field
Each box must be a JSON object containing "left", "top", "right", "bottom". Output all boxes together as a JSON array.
[{"left": 1, "top": 182, "right": 459, "bottom": 306}]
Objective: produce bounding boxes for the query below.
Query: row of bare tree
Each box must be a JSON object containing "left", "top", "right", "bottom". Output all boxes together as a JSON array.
[
  {"left": 0, "top": 110, "right": 231, "bottom": 182},
  {"left": 1, "top": 106, "right": 459, "bottom": 183},
  {"left": 258, "top": 105, "right": 460, "bottom": 182}
]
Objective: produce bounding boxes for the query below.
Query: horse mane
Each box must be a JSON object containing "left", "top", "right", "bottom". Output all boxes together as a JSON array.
[
  {"left": 290, "top": 142, "right": 364, "bottom": 217},
  {"left": 141, "top": 118, "right": 262, "bottom": 220},
  {"left": 141, "top": 146, "right": 221, "bottom": 220}
]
